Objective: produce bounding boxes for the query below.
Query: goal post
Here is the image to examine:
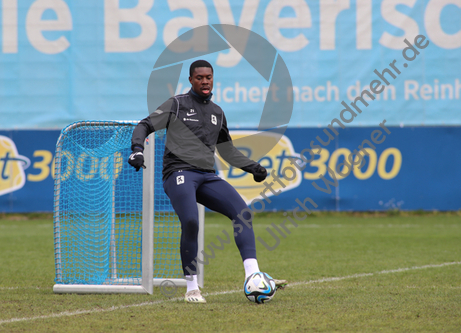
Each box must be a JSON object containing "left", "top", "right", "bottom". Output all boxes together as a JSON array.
[{"left": 53, "top": 121, "right": 204, "bottom": 294}]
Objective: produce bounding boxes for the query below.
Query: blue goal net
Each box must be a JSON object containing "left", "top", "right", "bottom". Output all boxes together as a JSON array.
[{"left": 53, "top": 121, "right": 183, "bottom": 286}]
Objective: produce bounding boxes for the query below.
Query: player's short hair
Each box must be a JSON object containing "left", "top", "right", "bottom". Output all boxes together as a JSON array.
[{"left": 189, "top": 60, "right": 213, "bottom": 77}]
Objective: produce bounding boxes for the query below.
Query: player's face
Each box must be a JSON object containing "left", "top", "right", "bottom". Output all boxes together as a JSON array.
[{"left": 189, "top": 67, "right": 213, "bottom": 97}]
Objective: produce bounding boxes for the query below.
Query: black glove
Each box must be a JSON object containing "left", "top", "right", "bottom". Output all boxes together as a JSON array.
[
  {"left": 128, "top": 148, "right": 145, "bottom": 172},
  {"left": 242, "top": 164, "right": 267, "bottom": 183},
  {"left": 253, "top": 165, "right": 267, "bottom": 182}
]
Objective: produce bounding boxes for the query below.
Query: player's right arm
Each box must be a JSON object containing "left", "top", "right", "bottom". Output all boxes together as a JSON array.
[
  {"left": 129, "top": 98, "right": 176, "bottom": 171},
  {"left": 131, "top": 110, "right": 173, "bottom": 151}
]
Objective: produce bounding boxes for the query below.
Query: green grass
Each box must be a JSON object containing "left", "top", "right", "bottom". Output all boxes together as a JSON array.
[{"left": 1, "top": 212, "right": 460, "bottom": 332}]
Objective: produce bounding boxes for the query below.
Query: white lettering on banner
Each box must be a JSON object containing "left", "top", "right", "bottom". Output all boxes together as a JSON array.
[
  {"left": 212, "top": 81, "right": 340, "bottom": 103},
  {"left": 2, "top": 0, "right": 17, "bottom": 53},
  {"left": 293, "top": 86, "right": 313, "bottom": 102},
  {"left": 365, "top": 84, "right": 395, "bottom": 101},
  {"left": 314, "top": 86, "right": 325, "bottom": 102},
  {"left": 379, "top": 0, "right": 420, "bottom": 50},
  {"left": 213, "top": 0, "right": 259, "bottom": 67},
  {"left": 214, "top": 82, "right": 270, "bottom": 103},
  {"left": 263, "top": 0, "right": 311, "bottom": 52},
  {"left": 320, "top": 0, "right": 350, "bottom": 50},
  {"left": 327, "top": 82, "right": 340, "bottom": 101},
  {"left": 248, "top": 87, "right": 261, "bottom": 102},
  {"left": 163, "top": 0, "right": 208, "bottom": 53},
  {"left": 405, "top": 80, "right": 419, "bottom": 100},
  {"left": 347, "top": 82, "right": 361, "bottom": 101},
  {"left": 104, "top": 0, "right": 156, "bottom": 53},
  {"left": 1, "top": 1, "right": 461, "bottom": 54},
  {"left": 356, "top": 0, "right": 372, "bottom": 49},
  {"left": 222, "top": 86, "right": 233, "bottom": 103},
  {"left": 25, "top": 0, "right": 72, "bottom": 54},
  {"left": 347, "top": 81, "right": 396, "bottom": 101},
  {"left": 404, "top": 79, "right": 461, "bottom": 100},
  {"left": 424, "top": 0, "right": 461, "bottom": 49}
]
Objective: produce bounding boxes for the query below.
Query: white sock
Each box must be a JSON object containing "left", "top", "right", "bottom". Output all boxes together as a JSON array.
[
  {"left": 243, "top": 258, "right": 260, "bottom": 278},
  {"left": 186, "top": 275, "right": 199, "bottom": 292}
]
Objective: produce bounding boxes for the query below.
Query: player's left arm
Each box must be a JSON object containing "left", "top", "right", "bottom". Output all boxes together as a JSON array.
[{"left": 216, "top": 115, "right": 267, "bottom": 182}]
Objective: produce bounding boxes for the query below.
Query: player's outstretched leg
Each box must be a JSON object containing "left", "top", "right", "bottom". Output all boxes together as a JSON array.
[
  {"left": 196, "top": 174, "right": 257, "bottom": 262},
  {"left": 197, "top": 174, "right": 288, "bottom": 290}
]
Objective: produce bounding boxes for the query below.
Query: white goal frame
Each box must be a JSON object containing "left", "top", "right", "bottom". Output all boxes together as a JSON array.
[{"left": 53, "top": 122, "right": 205, "bottom": 294}]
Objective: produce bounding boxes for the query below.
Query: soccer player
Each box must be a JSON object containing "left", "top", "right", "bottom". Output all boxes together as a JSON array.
[{"left": 129, "top": 60, "right": 287, "bottom": 303}]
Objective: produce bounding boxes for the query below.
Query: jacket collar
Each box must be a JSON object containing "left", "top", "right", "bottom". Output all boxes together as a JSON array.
[{"left": 189, "top": 89, "right": 213, "bottom": 103}]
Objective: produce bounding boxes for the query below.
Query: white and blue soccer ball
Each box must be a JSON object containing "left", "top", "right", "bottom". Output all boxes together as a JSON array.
[{"left": 243, "top": 272, "right": 276, "bottom": 304}]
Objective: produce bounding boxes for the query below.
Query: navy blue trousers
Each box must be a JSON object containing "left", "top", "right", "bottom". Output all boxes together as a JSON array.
[{"left": 163, "top": 170, "right": 256, "bottom": 276}]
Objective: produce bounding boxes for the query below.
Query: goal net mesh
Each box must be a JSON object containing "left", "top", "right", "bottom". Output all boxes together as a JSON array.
[{"left": 53, "top": 121, "right": 183, "bottom": 286}]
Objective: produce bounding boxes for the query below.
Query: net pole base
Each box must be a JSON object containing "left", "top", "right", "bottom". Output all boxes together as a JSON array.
[
  {"left": 53, "top": 279, "right": 187, "bottom": 294},
  {"left": 53, "top": 284, "right": 150, "bottom": 294},
  {"left": 153, "top": 278, "right": 187, "bottom": 287}
]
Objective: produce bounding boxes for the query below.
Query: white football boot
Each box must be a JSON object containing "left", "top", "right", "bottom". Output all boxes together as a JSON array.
[
  {"left": 273, "top": 279, "right": 288, "bottom": 290},
  {"left": 184, "top": 289, "right": 206, "bottom": 303}
]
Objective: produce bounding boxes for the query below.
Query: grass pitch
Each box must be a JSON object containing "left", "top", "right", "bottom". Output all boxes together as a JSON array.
[{"left": 0, "top": 212, "right": 460, "bottom": 332}]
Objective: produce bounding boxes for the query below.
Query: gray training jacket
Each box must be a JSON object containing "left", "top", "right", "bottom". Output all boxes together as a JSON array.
[{"left": 131, "top": 89, "right": 259, "bottom": 181}]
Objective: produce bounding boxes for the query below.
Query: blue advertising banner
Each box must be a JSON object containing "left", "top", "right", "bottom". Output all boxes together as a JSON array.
[
  {"left": 0, "top": 0, "right": 460, "bottom": 129},
  {"left": 222, "top": 127, "right": 461, "bottom": 212},
  {"left": 0, "top": 130, "right": 59, "bottom": 212},
  {"left": 1, "top": 127, "right": 460, "bottom": 212}
]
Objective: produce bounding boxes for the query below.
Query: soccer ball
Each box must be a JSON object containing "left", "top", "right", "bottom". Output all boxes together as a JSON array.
[{"left": 243, "top": 272, "right": 276, "bottom": 304}]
